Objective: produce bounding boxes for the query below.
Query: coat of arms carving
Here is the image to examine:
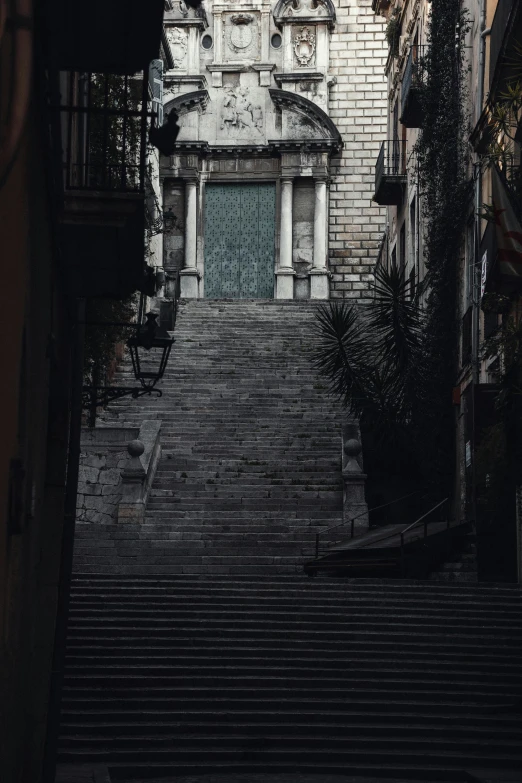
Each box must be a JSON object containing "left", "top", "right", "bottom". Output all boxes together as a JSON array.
[
  {"left": 224, "top": 12, "right": 260, "bottom": 60},
  {"left": 293, "top": 27, "right": 316, "bottom": 66},
  {"left": 167, "top": 28, "right": 188, "bottom": 69}
]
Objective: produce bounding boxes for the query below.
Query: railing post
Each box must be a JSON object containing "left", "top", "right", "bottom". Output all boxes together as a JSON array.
[
  {"left": 351, "top": 517, "right": 355, "bottom": 539},
  {"left": 315, "top": 532, "right": 319, "bottom": 560}
]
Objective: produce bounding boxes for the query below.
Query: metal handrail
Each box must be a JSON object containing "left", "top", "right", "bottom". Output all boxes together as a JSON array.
[
  {"left": 400, "top": 497, "right": 449, "bottom": 577},
  {"left": 314, "top": 490, "right": 423, "bottom": 559}
]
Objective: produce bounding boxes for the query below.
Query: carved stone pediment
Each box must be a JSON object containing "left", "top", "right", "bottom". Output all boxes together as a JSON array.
[
  {"left": 273, "top": 0, "right": 336, "bottom": 27},
  {"left": 269, "top": 89, "right": 342, "bottom": 147}
]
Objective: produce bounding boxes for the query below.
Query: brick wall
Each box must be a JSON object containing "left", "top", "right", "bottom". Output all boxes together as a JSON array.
[{"left": 328, "top": 0, "right": 388, "bottom": 299}]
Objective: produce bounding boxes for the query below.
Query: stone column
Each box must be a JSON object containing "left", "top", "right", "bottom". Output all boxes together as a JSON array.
[
  {"left": 180, "top": 179, "right": 200, "bottom": 298},
  {"left": 276, "top": 177, "right": 295, "bottom": 299},
  {"left": 310, "top": 178, "right": 329, "bottom": 299},
  {"left": 188, "top": 27, "right": 198, "bottom": 74},
  {"left": 261, "top": 11, "right": 270, "bottom": 61},
  {"left": 214, "top": 13, "right": 223, "bottom": 63}
]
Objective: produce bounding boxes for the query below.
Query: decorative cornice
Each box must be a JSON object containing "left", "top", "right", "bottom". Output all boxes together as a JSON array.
[
  {"left": 274, "top": 71, "right": 324, "bottom": 84},
  {"left": 251, "top": 63, "right": 276, "bottom": 72},
  {"left": 206, "top": 63, "right": 250, "bottom": 72},
  {"left": 164, "top": 16, "right": 207, "bottom": 29},
  {"left": 270, "top": 138, "right": 340, "bottom": 152},
  {"left": 165, "top": 74, "right": 208, "bottom": 89},
  {"left": 208, "top": 144, "right": 274, "bottom": 156}
]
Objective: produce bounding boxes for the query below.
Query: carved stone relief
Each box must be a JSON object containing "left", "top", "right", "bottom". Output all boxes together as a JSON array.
[
  {"left": 167, "top": 28, "right": 188, "bottom": 69},
  {"left": 223, "top": 12, "right": 260, "bottom": 61},
  {"left": 285, "top": 110, "right": 324, "bottom": 139},
  {"left": 298, "top": 79, "right": 327, "bottom": 108},
  {"left": 220, "top": 86, "right": 263, "bottom": 137},
  {"left": 293, "top": 27, "right": 316, "bottom": 67}
]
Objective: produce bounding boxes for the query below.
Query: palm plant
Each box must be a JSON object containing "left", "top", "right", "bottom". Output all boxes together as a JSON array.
[{"left": 313, "top": 265, "right": 427, "bottom": 457}]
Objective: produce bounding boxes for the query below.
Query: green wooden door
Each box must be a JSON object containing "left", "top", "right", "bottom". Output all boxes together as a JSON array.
[{"left": 204, "top": 183, "right": 275, "bottom": 298}]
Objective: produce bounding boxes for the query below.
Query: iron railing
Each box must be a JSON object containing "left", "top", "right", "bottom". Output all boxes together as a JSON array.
[
  {"left": 59, "top": 72, "right": 153, "bottom": 193},
  {"left": 375, "top": 139, "right": 406, "bottom": 187},
  {"left": 401, "top": 45, "right": 425, "bottom": 117},
  {"left": 399, "top": 498, "right": 449, "bottom": 577},
  {"left": 314, "top": 490, "right": 423, "bottom": 559}
]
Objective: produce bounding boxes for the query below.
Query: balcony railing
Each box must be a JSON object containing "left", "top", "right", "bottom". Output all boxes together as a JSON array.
[
  {"left": 60, "top": 72, "right": 152, "bottom": 193},
  {"left": 400, "top": 46, "right": 425, "bottom": 128},
  {"left": 374, "top": 140, "right": 407, "bottom": 205}
]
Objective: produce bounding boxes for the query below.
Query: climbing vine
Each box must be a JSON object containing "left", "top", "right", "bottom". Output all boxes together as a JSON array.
[
  {"left": 414, "top": 0, "right": 472, "bottom": 492},
  {"left": 386, "top": 8, "right": 401, "bottom": 58}
]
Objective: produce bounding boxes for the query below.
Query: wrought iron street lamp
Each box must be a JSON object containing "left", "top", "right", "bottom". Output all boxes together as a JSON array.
[{"left": 82, "top": 312, "right": 174, "bottom": 424}]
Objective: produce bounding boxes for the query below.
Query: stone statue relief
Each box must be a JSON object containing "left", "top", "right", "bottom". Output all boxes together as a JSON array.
[
  {"left": 220, "top": 87, "right": 263, "bottom": 136},
  {"left": 166, "top": 28, "right": 188, "bottom": 69},
  {"left": 293, "top": 27, "right": 316, "bottom": 67}
]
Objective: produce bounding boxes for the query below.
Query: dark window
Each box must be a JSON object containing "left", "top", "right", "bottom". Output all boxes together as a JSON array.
[
  {"left": 399, "top": 223, "right": 406, "bottom": 271},
  {"left": 201, "top": 34, "right": 213, "bottom": 50},
  {"left": 462, "top": 307, "right": 473, "bottom": 365},
  {"left": 271, "top": 33, "right": 282, "bottom": 49},
  {"left": 483, "top": 309, "right": 498, "bottom": 339}
]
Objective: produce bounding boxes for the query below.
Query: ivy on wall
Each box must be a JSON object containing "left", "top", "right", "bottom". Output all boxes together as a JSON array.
[
  {"left": 386, "top": 8, "right": 401, "bottom": 58},
  {"left": 83, "top": 296, "right": 137, "bottom": 386},
  {"left": 414, "top": 0, "right": 472, "bottom": 492}
]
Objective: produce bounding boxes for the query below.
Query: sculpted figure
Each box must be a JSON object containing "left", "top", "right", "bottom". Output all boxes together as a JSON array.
[{"left": 221, "top": 88, "right": 238, "bottom": 132}]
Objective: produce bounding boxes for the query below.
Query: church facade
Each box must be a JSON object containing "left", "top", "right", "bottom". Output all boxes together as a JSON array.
[{"left": 160, "top": 0, "right": 387, "bottom": 300}]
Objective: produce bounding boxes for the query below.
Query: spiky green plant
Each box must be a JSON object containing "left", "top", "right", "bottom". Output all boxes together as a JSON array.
[{"left": 313, "top": 265, "right": 427, "bottom": 459}]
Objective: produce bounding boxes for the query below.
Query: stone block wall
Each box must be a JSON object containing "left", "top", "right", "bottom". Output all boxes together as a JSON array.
[
  {"left": 77, "top": 427, "right": 137, "bottom": 524},
  {"left": 328, "top": 0, "right": 388, "bottom": 299}
]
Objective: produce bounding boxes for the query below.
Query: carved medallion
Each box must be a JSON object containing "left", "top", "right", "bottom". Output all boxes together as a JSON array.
[
  {"left": 293, "top": 27, "right": 316, "bottom": 66},
  {"left": 167, "top": 28, "right": 188, "bottom": 69},
  {"left": 230, "top": 14, "right": 254, "bottom": 49}
]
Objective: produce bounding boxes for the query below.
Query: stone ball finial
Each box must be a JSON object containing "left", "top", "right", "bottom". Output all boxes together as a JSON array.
[
  {"left": 344, "top": 438, "right": 362, "bottom": 458},
  {"left": 127, "top": 439, "right": 145, "bottom": 458}
]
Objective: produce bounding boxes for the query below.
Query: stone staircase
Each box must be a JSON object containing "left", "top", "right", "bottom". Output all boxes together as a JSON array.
[
  {"left": 59, "top": 574, "right": 522, "bottom": 780},
  {"left": 62, "top": 301, "right": 522, "bottom": 781},
  {"left": 73, "top": 300, "right": 344, "bottom": 575}
]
